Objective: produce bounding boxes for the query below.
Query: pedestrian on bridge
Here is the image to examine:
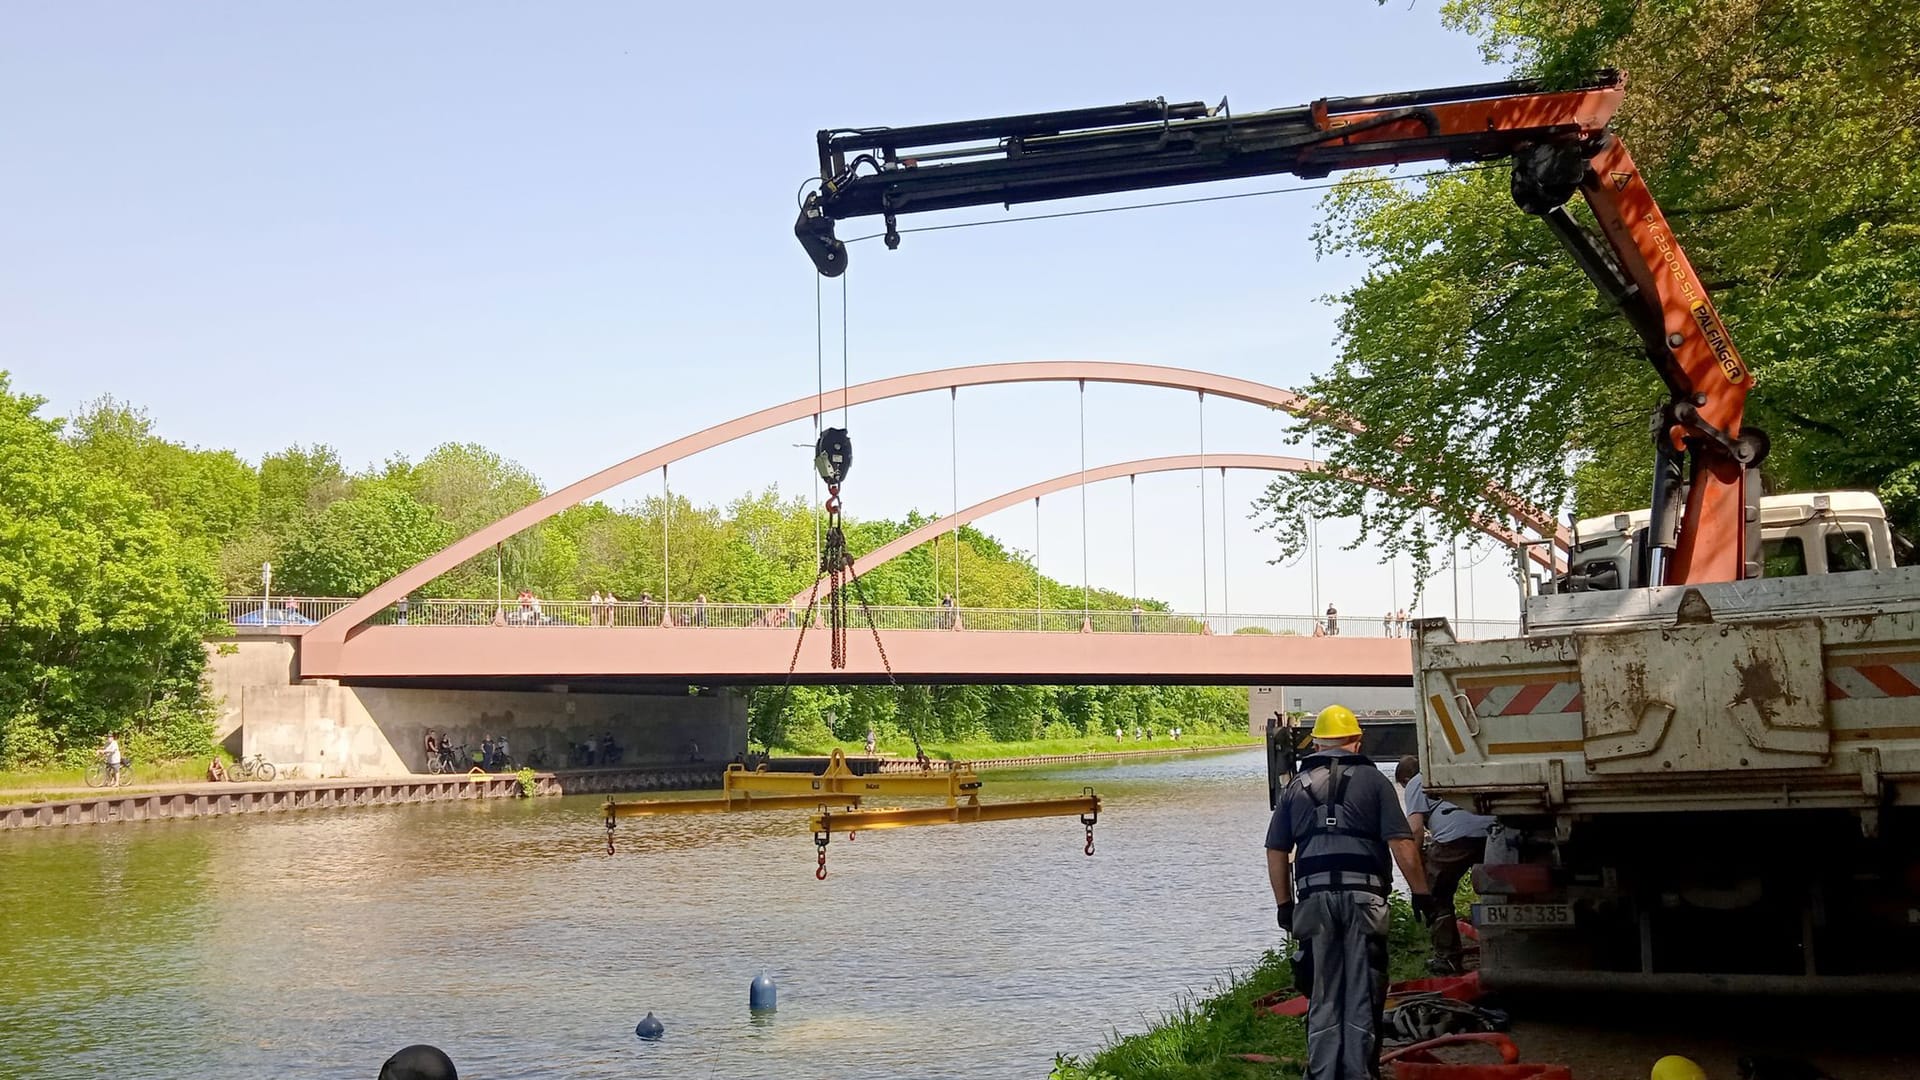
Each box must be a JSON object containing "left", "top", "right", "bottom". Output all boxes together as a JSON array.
[
  {"left": 590, "top": 591, "right": 604, "bottom": 626},
  {"left": 639, "top": 592, "right": 654, "bottom": 627},
  {"left": 1268, "top": 705, "right": 1435, "bottom": 1080},
  {"left": 1383, "top": 611, "right": 1393, "bottom": 637},
  {"left": 695, "top": 593, "right": 708, "bottom": 627},
  {"left": 1132, "top": 604, "right": 1144, "bottom": 632},
  {"left": 1395, "top": 609, "right": 1408, "bottom": 637},
  {"left": 1325, "top": 604, "right": 1340, "bottom": 636}
]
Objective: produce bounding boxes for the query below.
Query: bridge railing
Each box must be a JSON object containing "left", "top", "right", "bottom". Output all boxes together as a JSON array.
[
  {"left": 213, "top": 597, "right": 1518, "bottom": 639},
  {"left": 213, "top": 596, "right": 356, "bottom": 627}
]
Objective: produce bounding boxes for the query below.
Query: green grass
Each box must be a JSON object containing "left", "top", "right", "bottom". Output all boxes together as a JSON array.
[
  {"left": 1051, "top": 894, "right": 1444, "bottom": 1080},
  {"left": 0, "top": 756, "right": 224, "bottom": 798},
  {"left": 781, "top": 732, "right": 1258, "bottom": 762}
]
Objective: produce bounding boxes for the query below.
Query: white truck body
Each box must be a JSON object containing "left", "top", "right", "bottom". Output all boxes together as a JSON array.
[
  {"left": 1412, "top": 493, "right": 1920, "bottom": 990},
  {"left": 1418, "top": 566, "right": 1920, "bottom": 818}
]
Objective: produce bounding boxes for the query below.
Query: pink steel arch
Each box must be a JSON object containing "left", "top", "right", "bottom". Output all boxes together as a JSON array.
[
  {"left": 788, "top": 453, "right": 1561, "bottom": 609},
  {"left": 306, "top": 362, "right": 1566, "bottom": 659}
]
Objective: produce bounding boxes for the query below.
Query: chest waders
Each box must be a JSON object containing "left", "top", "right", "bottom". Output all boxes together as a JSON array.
[{"left": 1289, "top": 755, "right": 1393, "bottom": 1080}]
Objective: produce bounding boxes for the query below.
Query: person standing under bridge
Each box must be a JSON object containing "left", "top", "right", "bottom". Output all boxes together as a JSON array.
[{"left": 1268, "top": 705, "right": 1435, "bottom": 1080}]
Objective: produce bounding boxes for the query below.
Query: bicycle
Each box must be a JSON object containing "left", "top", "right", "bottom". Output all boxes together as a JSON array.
[
  {"left": 85, "top": 756, "right": 132, "bottom": 788},
  {"left": 426, "top": 743, "right": 462, "bottom": 774},
  {"left": 230, "top": 752, "right": 277, "bottom": 782}
]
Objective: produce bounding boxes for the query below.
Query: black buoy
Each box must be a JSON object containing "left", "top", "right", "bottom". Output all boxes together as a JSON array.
[
  {"left": 378, "top": 1044, "right": 457, "bottom": 1080},
  {"left": 749, "top": 972, "right": 777, "bottom": 1013},
  {"left": 635, "top": 1012, "right": 665, "bottom": 1041}
]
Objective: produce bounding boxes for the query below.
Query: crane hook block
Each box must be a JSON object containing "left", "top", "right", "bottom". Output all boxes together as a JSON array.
[{"left": 815, "top": 428, "right": 853, "bottom": 485}]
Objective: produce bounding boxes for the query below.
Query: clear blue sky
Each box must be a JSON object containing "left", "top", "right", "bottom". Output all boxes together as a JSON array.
[{"left": 3, "top": 2, "right": 1532, "bottom": 624}]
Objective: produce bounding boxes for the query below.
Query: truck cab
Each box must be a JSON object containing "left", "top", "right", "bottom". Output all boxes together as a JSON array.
[{"left": 1554, "top": 490, "right": 1908, "bottom": 593}]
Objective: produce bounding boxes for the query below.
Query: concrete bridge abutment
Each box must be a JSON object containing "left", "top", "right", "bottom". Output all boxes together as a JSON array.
[{"left": 205, "top": 635, "right": 746, "bottom": 778}]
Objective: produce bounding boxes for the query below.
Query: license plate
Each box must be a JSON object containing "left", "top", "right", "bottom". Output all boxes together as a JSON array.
[{"left": 1477, "top": 902, "right": 1574, "bottom": 928}]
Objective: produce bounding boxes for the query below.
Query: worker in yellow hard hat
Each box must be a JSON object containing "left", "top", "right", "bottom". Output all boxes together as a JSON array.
[
  {"left": 1265, "top": 704, "right": 1436, "bottom": 1080},
  {"left": 1650, "top": 1056, "right": 1707, "bottom": 1080}
]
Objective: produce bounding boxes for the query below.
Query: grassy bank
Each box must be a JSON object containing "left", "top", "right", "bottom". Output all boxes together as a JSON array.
[
  {"left": 1051, "top": 895, "right": 1438, "bottom": 1080},
  {"left": 781, "top": 732, "right": 1258, "bottom": 762},
  {"left": 0, "top": 757, "right": 220, "bottom": 800}
]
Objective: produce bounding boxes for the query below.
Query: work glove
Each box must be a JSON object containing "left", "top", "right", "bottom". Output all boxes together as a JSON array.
[
  {"left": 1411, "top": 892, "right": 1443, "bottom": 925},
  {"left": 1276, "top": 901, "right": 1295, "bottom": 933}
]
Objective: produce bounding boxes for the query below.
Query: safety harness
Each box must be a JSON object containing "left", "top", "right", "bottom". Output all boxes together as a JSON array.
[{"left": 1290, "top": 752, "right": 1391, "bottom": 898}]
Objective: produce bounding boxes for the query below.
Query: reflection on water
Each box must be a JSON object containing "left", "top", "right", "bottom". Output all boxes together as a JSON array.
[{"left": 0, "top": 750, "right": 1280, "bottom": 1079}]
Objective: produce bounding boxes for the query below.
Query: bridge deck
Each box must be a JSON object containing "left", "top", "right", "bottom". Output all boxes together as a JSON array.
[{"left": 299, "top": 626, "right": 1411, "bottom": 686}]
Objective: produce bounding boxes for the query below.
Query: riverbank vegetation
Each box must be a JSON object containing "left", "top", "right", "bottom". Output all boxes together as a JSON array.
[
  {"left": 753, "top": 685, "right": 1252, "bottom": 757},
  {"left": 0, "top": 377, "right": 1247, "bottom": 769},
  {"left": 1051, "top": 895, "right": 1435, "bottom": 1080},
  {"left": 783, "top": 729, "right": 1256, "bottom": 761}
]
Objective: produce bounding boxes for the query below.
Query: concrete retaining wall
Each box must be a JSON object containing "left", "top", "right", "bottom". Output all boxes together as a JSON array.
[{"left": 0, "top": 766, "right": 729, "bottom": 830}]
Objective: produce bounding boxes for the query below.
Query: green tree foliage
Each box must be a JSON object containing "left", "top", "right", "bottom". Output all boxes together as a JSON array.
[
  {"left": 277, "top": 482, "right": 454, "bottom": 597},
  {"left": 258, "top": 444, "right": 349, "bottom": 534},
  {"left": 0, "top": 377, "right": 217, "bottom": 767},
  {"left": 67, "top": 397, "right": 260, "bottom": 553},
  {"left": 1258, "top": 0, "right": 1920, "bottom": 574}
]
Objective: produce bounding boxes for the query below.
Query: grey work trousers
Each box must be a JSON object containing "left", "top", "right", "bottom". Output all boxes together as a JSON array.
[
  {"left": 1423, "top": 836, "right": 1486, "bottom": 966},
  {"left": 1294, "top": 889, "right": 1392, "bottom": 1080}
]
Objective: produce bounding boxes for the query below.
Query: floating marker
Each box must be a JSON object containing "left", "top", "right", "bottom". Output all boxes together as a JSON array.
[
  {"left": 749, "top": 973, "right": 777, "bottom": 1013},
  {"left": 634, "top": 1012, "right": 664, "bottom": 1040}
]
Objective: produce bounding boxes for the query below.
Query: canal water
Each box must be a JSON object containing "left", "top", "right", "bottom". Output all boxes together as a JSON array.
[{"left": 0, "top": 749, "right": 1281, "bottom": 1079}]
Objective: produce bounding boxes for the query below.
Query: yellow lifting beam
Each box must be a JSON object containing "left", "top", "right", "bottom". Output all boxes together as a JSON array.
[
  {"left": 721, "top": 747, "right": 982, "bottom": 801},
  {"left": 610, "top": 792, "right": 863, "bottom": 817},
  {"left": 810, "top": 793, "right": 1100, "bottom": 833},
  {"left": 805, "top": 788, "right": 1102, "bottom": 879},
  {"left": 596, "top": 749, "right": 1102, "bottom": 876},
  {"left": 604, "top": 748, "right": 979, "bottom": 819}
]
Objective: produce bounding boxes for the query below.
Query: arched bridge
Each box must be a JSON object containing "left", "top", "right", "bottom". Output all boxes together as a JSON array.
[{"left": 298, "top": 363, "right": 1559, "bottom": 687}]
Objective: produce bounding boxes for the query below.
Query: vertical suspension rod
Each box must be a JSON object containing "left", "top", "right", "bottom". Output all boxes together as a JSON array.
[
  {"left": 1220, "top": 466, "right": 1229, "bottom": 629},
  {"left": 1035, "top": 496, "right": 1043, "bottom": 631},
  {"left": 951, "top": 387, "right": 960, "bottom": 608},
  {"left": 662, "top": 465, "right": 671, "bottom": 612},
  {"left": 1079, "top": 380, "right": 1089, "bottom": 617},
  {"left": 1198, "top": 392, "right": 1209, "bottom": 628}
]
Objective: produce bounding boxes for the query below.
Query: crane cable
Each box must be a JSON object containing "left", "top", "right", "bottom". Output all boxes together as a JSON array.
[{"left": 760, "top": 264, "right": 932, "bottom": 768}]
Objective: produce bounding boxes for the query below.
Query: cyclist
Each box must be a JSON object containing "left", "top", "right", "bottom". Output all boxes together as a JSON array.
[{"left": 102, "top": 732, "right": 123, "bottom": 784}]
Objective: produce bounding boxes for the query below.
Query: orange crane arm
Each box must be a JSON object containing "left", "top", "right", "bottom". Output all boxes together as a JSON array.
[{"left": 795, "top": 71, "right": 1763, "bottom": 585}]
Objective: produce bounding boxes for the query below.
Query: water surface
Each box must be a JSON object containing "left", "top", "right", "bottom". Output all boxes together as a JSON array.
[{"left": 0, "top": 750, "right": 1280, "bottom": 1079}]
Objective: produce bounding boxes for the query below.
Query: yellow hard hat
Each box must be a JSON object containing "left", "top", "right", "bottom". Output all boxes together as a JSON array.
[
  {"left": 1311, "top": 704, "right": 1361, "bottom": 740},
  {"left": 1650, "top": 1056, "right": 1707, "bottom": 1080}
]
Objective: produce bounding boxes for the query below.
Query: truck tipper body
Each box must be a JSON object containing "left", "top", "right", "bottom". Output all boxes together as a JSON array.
[{"left": 1415, "top": 494, "right": 1920, "bottom": 991}]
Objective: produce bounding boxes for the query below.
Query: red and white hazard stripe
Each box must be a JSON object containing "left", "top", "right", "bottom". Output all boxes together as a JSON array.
[
  {"left": 1827, "top": 653, "right": 1920, "bottom": 700},
  {"left": 1460, "top": 678, "right": 1583, "bottom": 717}
]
